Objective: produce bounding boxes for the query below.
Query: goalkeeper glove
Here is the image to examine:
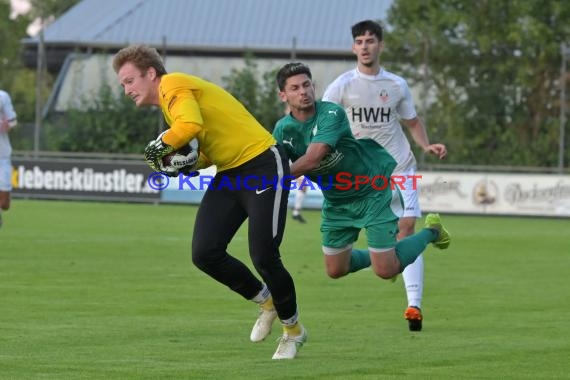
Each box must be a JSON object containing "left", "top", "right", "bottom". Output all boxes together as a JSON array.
[{"left": 144, "top": 132, "right": 175, "bottom": 172}]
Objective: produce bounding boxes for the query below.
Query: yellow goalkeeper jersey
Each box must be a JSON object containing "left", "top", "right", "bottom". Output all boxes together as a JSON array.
[{"left": 158, "top": 73, "right": 275, "bottom": 172}]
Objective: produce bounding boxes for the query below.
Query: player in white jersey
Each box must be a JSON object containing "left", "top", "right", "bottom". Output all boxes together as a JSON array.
[
  {"left": 0, "top": 89, "right": 18, "bottom": 229},
  {"left": 322, "top": 20, "right": 447, "bottom": 331}
]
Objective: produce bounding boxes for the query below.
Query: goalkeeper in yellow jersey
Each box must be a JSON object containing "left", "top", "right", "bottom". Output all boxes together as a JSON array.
[{"left": 113, "top": 45, "right": 306, "bottom": 360}]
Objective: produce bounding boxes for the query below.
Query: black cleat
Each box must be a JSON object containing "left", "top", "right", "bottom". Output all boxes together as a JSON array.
[{"left": 291, "top": 213, "right": 307, "bottom": 223}]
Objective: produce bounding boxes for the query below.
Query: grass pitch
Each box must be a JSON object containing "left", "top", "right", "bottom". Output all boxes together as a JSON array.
[{"left": 1, "top": 199, "right": 569, "bottom": 379}]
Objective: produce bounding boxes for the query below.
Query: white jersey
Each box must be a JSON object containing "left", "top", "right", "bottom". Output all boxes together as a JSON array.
[
  {"left": 322, "top": 67, "right": 417, "bottom": 173},
  {"left": 0, "top": 90, "right": 18, "bottom": 159}
]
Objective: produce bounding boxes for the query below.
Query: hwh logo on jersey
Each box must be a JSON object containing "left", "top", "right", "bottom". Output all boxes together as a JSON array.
[{"left": 351, "top": 107, "right": 391, "bottom": 123}]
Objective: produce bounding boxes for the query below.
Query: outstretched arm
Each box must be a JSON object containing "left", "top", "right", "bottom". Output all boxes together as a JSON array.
[{"left": 401, "top": 117, "right": 447, "bottom": 160}]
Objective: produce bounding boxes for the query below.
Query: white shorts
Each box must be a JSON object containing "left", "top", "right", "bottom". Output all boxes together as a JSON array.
[
  {"left": 0, "top": 159, "right": 13, "bottom": 191},
  {"left": 394, "top": 168, "right": 421, "bottom": 218}
]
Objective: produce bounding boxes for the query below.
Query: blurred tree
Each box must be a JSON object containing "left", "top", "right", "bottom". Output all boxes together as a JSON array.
[
  {"left": 384, "top": 0, "right": 570, "bottom": 168},
  {"left": 222, "top": 54, "right": 283, "bottom": 131},
  {"left": 0, "top": 0, "right": 37, "bottom": 152},
  {"left": 0, "top": 0, "right": 31, "bottom": 88},
  {"left": 257, "top": 67, "right": 285, "bottom": 129},
  {"left": 42, "top": 83, "right": 159, "bottom": 153},
  {"left": 3, "top": 0, "right": 90, "bottom": 151}
]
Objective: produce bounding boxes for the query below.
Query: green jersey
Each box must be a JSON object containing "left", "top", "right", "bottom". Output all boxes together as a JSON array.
[{"left": 273, "top": 100, "right": 397, "bottom": 203}]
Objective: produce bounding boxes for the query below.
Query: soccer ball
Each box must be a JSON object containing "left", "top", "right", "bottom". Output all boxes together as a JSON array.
[{"left": 162, "top": 138, "right": 200, "bottom": 171}]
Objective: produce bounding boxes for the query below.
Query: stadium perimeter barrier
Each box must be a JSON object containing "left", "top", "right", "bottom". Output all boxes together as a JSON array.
[
  {"left": 11, "top": 151, "right": 160, "bottom": 203},
  {"left": 11, "top": 152, "right": 570, "bottom": 218}
]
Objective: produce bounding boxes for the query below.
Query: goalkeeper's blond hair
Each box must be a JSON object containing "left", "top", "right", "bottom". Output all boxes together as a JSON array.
[{"left": 112, "top": 45, "right": 167, "bottom": 76}]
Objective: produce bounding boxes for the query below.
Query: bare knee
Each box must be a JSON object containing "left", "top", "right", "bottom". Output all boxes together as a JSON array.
[
  {"left": 370, "top": 250, "right": 400, "bottom": 279},
  {"left": 0, "top": 193, "right": 10, "bottom": 211},
  {"left": 324, "top": 259, "right": 350, "bottom": 279},
  {"left": 323, "top": 248, "right": 352, "bottom": 279},
  {"left": 372, "top": 266, "right": 397, "bottom": 280},
  {"left": 326, "top": 267, "right": 348, "bottom": 279}
]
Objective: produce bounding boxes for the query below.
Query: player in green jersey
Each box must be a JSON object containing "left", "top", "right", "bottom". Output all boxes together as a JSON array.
[{"left": 273, "top": 62, "right": 451, "bottom": 282}]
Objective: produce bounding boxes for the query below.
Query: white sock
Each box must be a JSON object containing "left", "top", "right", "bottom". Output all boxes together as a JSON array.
[
  {"left": 402, "top": 254, "right": 424, "bottom": 308},
  {"left": 250, "top": 283, "right": 271, "bottom": 304},
  {"left": 294, "top": 190, "right": 306, "bottom": 212}
]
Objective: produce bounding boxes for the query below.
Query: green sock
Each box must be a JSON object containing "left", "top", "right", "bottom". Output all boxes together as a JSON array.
[
  {"left": 395, "top": 229, "right": 437, "bottom": 269},
  {"left": 349, "top": 249, "right": 371, "bottom": 273}
]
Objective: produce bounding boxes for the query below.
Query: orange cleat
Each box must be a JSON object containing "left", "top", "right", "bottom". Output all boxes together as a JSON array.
[{"left": 404, "top": 306, "right": 423, "bottom": 331}]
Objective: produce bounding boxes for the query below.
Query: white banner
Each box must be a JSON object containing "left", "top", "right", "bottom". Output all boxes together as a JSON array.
[{"left": 417, "top": 172, "right": 570, "bottom": 217}]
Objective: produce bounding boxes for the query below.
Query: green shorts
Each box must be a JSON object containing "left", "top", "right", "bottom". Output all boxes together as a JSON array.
[{"left": 320, "top": 192, "right": 401, "bottom": 250}]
